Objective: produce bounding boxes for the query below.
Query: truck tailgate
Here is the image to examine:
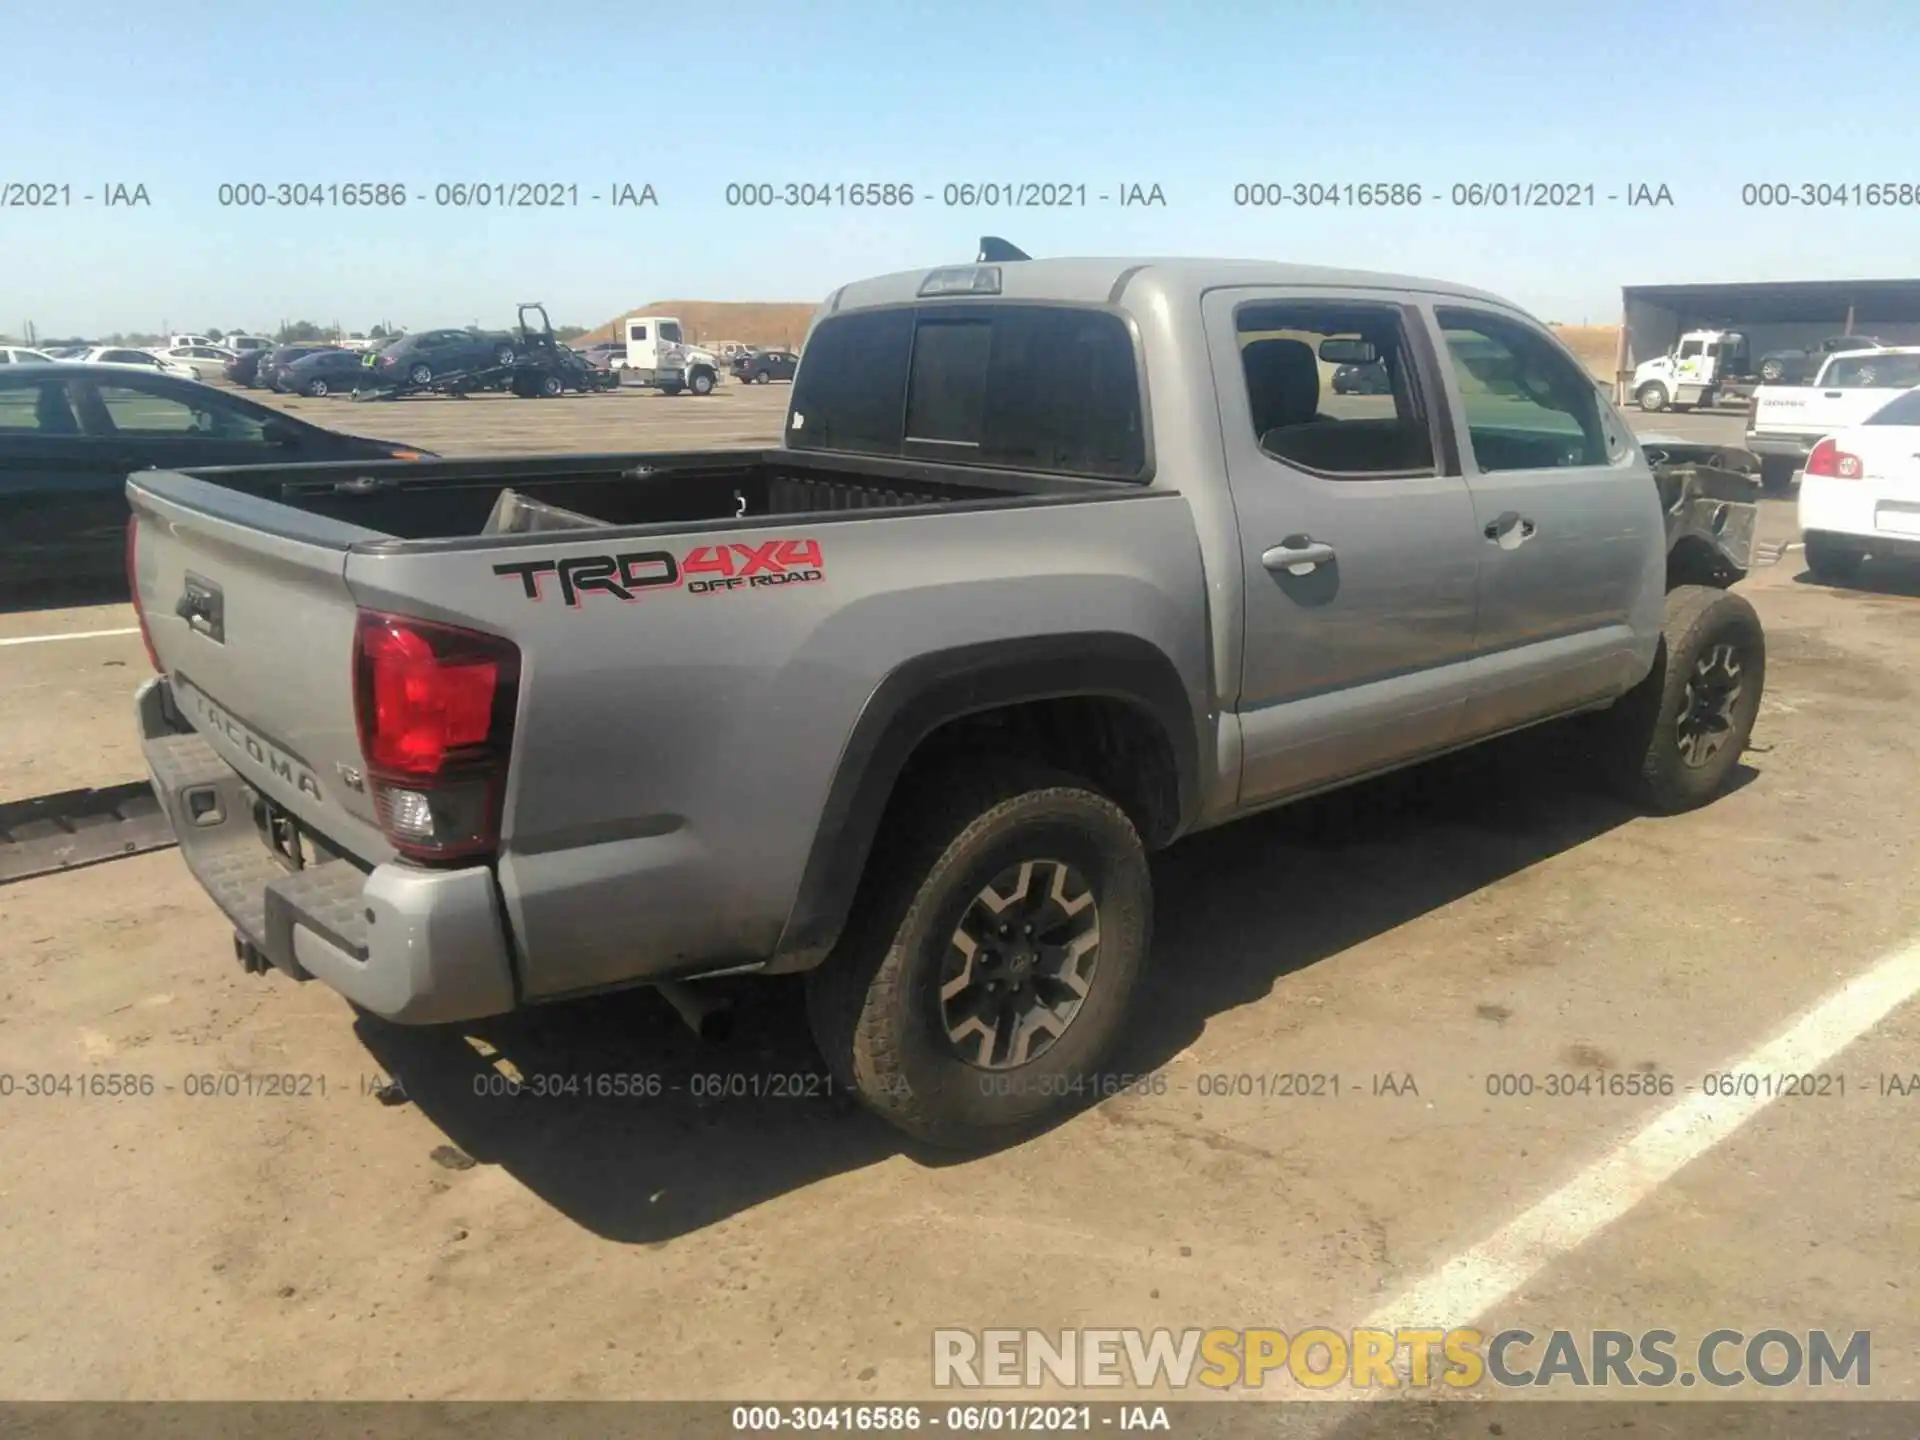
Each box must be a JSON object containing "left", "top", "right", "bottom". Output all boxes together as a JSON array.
[
  {"left": 1751, "top": 384, "right": 1909, "bottom": 435},
  {"left": 129, "top": 472, "right": 392, "bottom": 862}
]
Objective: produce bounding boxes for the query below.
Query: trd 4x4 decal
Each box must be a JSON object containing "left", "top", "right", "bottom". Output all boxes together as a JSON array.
[{"left": 494, "top": 539, "right": 825, "bottom": 607}]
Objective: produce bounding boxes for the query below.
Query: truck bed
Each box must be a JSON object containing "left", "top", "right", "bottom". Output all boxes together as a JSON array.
[
  {"left": 126, "top": 443, "right": 1202, "bottom": 1007},
  {"left": 174, "top": 446, "right": 1123, "bottom": 544}
]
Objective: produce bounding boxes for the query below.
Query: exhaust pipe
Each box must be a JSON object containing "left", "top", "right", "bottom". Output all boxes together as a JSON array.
[
  {"left": 233, "top": 932, "right": 271, "bottom": 976},
  {"left": 654, "top": 980, "right": 734, "bottom": 1042}
]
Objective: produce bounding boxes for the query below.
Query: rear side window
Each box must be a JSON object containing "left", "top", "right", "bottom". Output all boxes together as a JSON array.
[
  {"left": 0, "top": 377, "right": 80, "bottom": 432},
  {"left": 789, "top": 304, "right": 1145, "bottom": 480},
  {"left": 1825, "top": 352, "right": 1920, "bottom": 388},
  {"left": 1865, "top": 389, "right": 1920, "bottom": 425}
]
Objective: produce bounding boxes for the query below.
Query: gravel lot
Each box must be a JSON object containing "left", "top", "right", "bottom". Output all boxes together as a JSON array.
[{"left": 3, "top": 388, "right": 1917, "bottom": 1420}]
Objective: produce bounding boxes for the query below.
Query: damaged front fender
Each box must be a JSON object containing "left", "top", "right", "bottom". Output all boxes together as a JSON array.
[{"left": 1643, "top": 441, "right": 1763, "bottom": 585}]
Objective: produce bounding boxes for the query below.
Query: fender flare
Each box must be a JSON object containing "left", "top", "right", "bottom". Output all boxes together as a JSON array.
[{"left": 768, "top": 631, "right": 1200, "bottom": 970}]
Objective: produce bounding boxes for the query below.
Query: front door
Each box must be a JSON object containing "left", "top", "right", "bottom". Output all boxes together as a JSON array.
[
  {"left": 1203, "top": 288, "right": 1483, "bottom": 808},
  {"left": 1424, "top": 303, "right": 1662, "bottom": 738}
]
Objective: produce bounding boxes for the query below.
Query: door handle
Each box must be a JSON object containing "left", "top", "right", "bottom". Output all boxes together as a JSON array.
[
  {"left": 1261, "top": 539, "right": 1336, "bottom": 574},
  {"left": 1483, "top": 512, "right": 1537, "bottom": 545}
]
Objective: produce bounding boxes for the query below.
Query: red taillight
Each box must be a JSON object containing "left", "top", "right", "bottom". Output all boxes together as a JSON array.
[
  {"left": 352, "top": 611, "right": 520, "bottom": 862},
  {"left": 125, "top": 518, "right": 162, "bottom": 672},
  {"left": 1805, "top": 438, "right": 1863, "bottom": 479}
]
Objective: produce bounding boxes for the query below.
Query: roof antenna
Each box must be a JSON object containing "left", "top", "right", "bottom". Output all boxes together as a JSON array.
[{"left": 977, "top": 236, "right": 1030, "bottom": 263}]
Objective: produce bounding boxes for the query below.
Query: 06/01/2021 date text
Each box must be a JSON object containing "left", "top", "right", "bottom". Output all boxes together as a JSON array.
[
  {"left": 721, "top": 181, "right": 1167, "bottom": 208},
  {"left": 1230, "top": 181, "right": 1677, "bottom": 208}
]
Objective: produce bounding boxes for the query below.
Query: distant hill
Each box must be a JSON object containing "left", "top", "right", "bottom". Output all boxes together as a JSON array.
[
  {"left": 1550, "top": 324, "right": 1621, "bottom": 379},
  {"left": 580, "top": 301, "right": 819, "bottom": 349}
]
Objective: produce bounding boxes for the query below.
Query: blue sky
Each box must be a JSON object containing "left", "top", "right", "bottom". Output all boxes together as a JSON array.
[{"left": 7, "top": 0, "right": 1916, "bottom": 335}]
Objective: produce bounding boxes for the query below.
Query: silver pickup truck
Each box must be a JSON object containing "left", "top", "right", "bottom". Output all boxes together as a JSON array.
[{"left": 128, "top": 244, "right": 1767, "bottom": 1147}]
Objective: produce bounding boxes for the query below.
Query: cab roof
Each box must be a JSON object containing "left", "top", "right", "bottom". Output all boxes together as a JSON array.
[{"left": 822, "top": 255, "right": 1521, "bottom": 318}]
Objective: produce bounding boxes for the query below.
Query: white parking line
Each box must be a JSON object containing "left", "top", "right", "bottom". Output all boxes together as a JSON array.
[
  {"left": 1362, "top": 935, "right": 1920, "bottom": 1335},
  {"left": 0, "top": 627, "right": 140, "bottom": 648}
]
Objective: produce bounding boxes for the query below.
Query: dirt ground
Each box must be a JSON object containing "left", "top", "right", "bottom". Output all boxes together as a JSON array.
[{"left": 2, "top": 391, "right": 1918, "bottom": 1422}]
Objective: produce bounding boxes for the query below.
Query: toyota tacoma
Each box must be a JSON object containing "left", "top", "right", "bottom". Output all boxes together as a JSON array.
[{"left": 128, "top": 241, "right": 1767, "bottom": 1148}]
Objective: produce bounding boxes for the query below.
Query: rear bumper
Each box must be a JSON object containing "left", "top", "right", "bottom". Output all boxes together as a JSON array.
[
  {"left": 137, "top": 677, "right": 517, "bottom": 1025},
  {"left": 1745, "top": 431, "right": 1818, "bottom": 463}
]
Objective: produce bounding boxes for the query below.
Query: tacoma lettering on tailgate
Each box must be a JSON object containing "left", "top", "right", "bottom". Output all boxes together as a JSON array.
[{"left": 493, "top": 540, "right": 825, "bottom": 607}]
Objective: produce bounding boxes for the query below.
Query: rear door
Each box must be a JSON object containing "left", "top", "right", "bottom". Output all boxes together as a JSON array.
[
  {"left": 1424, "top": 303, "right": 1660, "bottom": 737},
  {"left": 1202, "top": 287, "right": 1481, "bottom": 805}
]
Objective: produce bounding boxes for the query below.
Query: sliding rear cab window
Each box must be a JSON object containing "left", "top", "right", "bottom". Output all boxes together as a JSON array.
[{"left": 787, "top": 304, "right": 1146, "bottom": 480}]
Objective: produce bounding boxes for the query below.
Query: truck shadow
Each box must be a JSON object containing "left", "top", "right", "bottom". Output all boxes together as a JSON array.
[
  {"left": 351, "top": 721, "right": 1755, "bottom": 1243},
  {"left": 0, "top": 575, "right": 129, "bottom": 615},
  {"left": 1791, "top": 560, "right": 1920, "bottom": 598}
]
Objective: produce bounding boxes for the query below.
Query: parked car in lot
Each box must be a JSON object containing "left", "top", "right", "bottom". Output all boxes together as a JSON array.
[
  {"left": 0, "top": 364, "right": 432, "bottom": 582},
  {"left": 221, "top": 335, "right": 274, "bottom": 355},
  {"left": 0, "top": 346, "right": 60, "bottom": 364},
  {"left": 732, "top": 348, "right": 799, "bottom": 384},
  {"left": 277, "top": 348, "right": 377, "bottom": 397},
  {"left": 224, "top": 349, "right": 271, "bottom": 387},
  {"left": 158, "top": 345, "right": 238, "bottom": 381},
  {"left": 1797, "top": 386, "right": 1920, "bottom": 581},
  {"left": 1330, "top": 359, "right": 1390, "bottom": 394},
  {"left": 1746, "top": 346, "right": 1920, "bottom": 490},
  {"left": 371, "top": 328, "right": 520, "bottom": 387},
  {"left": 124, "top": 243, "right": 1766, "bottom": 1150},
  {"left": 258, "top": 343, "right": 346, "bottom": 392},
  {"left": 64, "top": 346, "right": 198, "bottom": 380},
  {"left": 1758, "top": 334, "right": 1884, "bottom": 384}
]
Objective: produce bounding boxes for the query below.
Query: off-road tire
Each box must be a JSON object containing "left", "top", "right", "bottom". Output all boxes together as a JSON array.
[
  {"left": 1636, "top": 381, "right": 1669, "bottom": 413},
  {"left": 1804, "top": 533, "right": 1865, "bottom": 582},
  {"left": 805, "top": 761, "right": 1152, "bottom": 1149},
  {"left": 1597, "top": 585, "right": 1766, "bottom": 814}
]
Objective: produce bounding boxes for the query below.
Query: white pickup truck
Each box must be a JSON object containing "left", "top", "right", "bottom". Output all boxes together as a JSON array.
[{"left": 1746, "top": 346, "right": 1920, "bottom": 491}]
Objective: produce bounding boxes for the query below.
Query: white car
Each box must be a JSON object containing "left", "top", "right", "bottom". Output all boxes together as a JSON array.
[
  {"left": 1798, "top": 387, "right": 1920, "bottom": 581},
  {"left": 0, "top": 346, "right": 59, "bottom": 364},
  {"left": 156, "top": 344, "right": 238, "bottom": 380},
  {"left": 64, "top": 345, "right": 199, "bottom": 380}
]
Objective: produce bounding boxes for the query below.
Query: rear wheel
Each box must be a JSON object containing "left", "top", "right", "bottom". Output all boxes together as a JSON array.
[
  {"left": 407, "top": 363, "right": 432, "bottom": 387},
  {"left": 1760, "top": 358, "right": 1787, "bottom": 382},
  {"left": 1595, "top": 585, "right": 1765, "bottom": 815},
  {"left": 1759, "top": 456, "right": 1799, "bottom": 495},
  {"left": 755, "top": 369, "right": 771, "bottom": 385},
  {"left": 305, "top": 378, "right": 329, "bottom": 397},
  {"left": 1804, "top": 533, "right": 1866, "bottom": 582},
  {"left": 1636, "top": 381, "right": 1669, "bottom": 413},
  {"left": 539, "top": 373, "right": 565, "bottom": 398},
  {"left": 806, "top": 761, "right": 1152, "bottom": 1149},
  {"left": 493, "top": 344, "right": 516, "bottom": 368}
]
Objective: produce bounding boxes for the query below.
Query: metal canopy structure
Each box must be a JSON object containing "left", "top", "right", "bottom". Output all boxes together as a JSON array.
[{"left": 1616, "top": 278, "right": 1920, "bottom": 399}]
